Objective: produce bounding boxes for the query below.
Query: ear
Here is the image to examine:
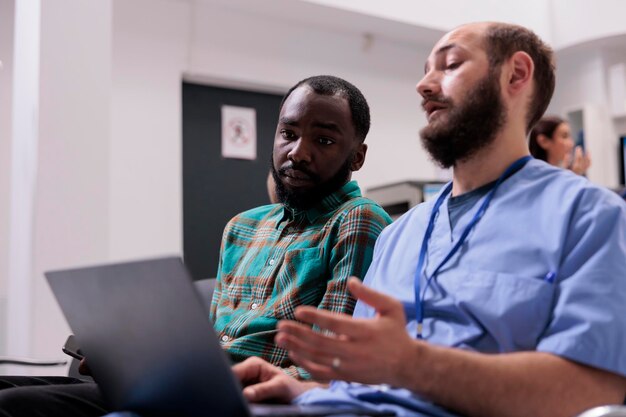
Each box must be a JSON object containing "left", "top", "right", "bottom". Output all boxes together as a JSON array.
[
  {"left": 350, "top": 143, "right": 368, "bottom": 172},
  {"left": 536, "top": 133, "right": 553, "bottom": 151},
  {"left": 504, "top": 51, "right": 534, "bottom": 97}
]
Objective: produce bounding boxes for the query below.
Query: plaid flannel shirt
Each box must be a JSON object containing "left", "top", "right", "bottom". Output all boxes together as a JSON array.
[{"left": 209, "top": 181, "right": 391, "bottom": 379}]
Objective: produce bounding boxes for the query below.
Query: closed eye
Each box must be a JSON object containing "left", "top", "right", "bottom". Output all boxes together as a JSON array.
[{"left": 446, "top": 61, "right": 462, "bottom": 71}]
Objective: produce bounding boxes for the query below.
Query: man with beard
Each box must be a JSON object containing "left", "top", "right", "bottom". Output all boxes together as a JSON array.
[
  {"left": 0, "top": 75, "right": 391, "bottom": 417},
  {"left": 209, "top": 75, "right": 392, "bottom": 379},
  {"left": 230, "top": 22, "right": 626, "bottom": 417}
]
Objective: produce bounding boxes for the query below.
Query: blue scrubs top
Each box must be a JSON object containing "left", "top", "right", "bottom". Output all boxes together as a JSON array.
[{"left": 296, "top": 159, "right": 626, "bottom": 416}]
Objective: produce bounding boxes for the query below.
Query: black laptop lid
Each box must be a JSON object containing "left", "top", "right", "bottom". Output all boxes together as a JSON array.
[{"left": 46, "top": 256, "right": 250, "bottom": 417}]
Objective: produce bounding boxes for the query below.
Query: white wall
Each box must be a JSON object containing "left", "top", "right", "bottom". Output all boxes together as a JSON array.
[
  {"left": 0, "top": 0, "right": 15, "bottom": 356},
  {"left": 109, "top": 0, "right": 188, "bottom": 260},
  {"left": 5, "top": 0, "right": 41, "bottom": 371},
  {"left": 16, "top": 0, "right": 112, "bottom": 373},
  {"left": 550, "top": 0, "right": 626, "bottom": 50}
]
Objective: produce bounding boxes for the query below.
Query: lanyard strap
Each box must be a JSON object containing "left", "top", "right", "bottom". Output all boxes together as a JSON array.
[{"left": 413, "top": 156, "right": 532, "bottom": 338}]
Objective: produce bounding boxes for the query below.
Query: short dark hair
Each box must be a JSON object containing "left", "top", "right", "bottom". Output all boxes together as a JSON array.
[
  {"left": 279, "top": 75, "right": 370, "bottom": 142},
  {"left": 484, "top": 23, "right": 555, "bottom": 133},
  {"left": 528, "top": 115, "right": 565, "bottom": 161}
]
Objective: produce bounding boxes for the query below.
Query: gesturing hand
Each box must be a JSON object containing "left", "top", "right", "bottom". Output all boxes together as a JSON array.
[{"left": 275, "top": 277, "right": 417, "bottom": 387}]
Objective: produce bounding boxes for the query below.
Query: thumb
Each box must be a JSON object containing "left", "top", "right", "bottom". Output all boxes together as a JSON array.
[{"left": 347, "top": 277, "right": 405, "bottom": 320}]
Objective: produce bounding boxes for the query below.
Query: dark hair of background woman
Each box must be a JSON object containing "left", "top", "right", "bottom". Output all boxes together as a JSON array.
[{"left": 528, "top": 115, "right": 565, "bottom": 162}]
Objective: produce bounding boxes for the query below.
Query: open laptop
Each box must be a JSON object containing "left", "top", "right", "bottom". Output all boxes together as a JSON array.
[{"left": 46, "top": 256, "right": 395, "bottom": 417}]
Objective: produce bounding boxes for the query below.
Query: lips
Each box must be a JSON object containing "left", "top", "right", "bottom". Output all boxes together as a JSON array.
[
  {"left": 422, "top": 100, "right": 448, "bottom": 121},
  {"left": 280, "top": 169, "right": 315, "bottom": 186}
]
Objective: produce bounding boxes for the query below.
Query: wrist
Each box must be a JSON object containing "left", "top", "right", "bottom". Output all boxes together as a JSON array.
[{"left": 392, "top": 339, "right": 432, "bottom": 394}]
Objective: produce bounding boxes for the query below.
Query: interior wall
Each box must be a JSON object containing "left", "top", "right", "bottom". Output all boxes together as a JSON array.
[
  {"left": 4, "top": 0, "right": 41, "bottom": 371},
  {"left": 26, "top": 0, "right": 112, "bottom": 373},
  {"left": 0, "top": 0, "right": 15, "bottom": 356},
  {"left": 109, "top": 0, "right": 188, "bottom": 261},
  {"left": 550, "top": 0, "right": 626, "bottom": 49}
]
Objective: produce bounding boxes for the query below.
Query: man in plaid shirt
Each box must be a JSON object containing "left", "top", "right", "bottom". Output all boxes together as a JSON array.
[{"left": 210, "top": 75, "right": 392, "bottom": 379}]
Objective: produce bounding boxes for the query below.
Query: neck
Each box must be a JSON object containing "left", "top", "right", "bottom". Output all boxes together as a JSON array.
[{"left": 451, "top": 127, "right": 529, "bottom": 196}]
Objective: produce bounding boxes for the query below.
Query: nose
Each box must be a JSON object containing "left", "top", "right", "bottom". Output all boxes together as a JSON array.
[
  {"left": 416, "top": 70, "right": 440, "bottom": 99},
  {"left": 287, "top": 138, "right": 312, "bottom": 164}
]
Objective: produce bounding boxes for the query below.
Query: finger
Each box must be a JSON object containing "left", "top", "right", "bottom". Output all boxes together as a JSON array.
[
  {"left": 347, "top": 277, "right": 406, "bottom": 321},
  {"left": 232, "top": 357, "right": 265, "bottom": 384},
  {"left": 242, "top": 378, "right": 291, "bottom": 403},
  {"left": 291, "top": 307, "right": 366, "bottom": 338},
  {"left": 275, "top": 328, "right": 350, "bottom": 364},
  {"left": 287, "top": 351, "right": 336, "bottom": 382}
]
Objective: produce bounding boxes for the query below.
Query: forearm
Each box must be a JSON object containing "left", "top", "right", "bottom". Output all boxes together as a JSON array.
[{"left": 397, "top": 343, "right": 626, "bottom": 417}]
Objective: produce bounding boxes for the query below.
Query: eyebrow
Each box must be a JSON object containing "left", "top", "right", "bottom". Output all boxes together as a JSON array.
[
  {"left": 279, "top": 117, "right": 297, "bottom": 126},
  {"left": 424, "top": 43, "right": 459, "bottom": 74},
  {"left": 278, "top": 118, "right": 343, "bottom": 134},
  {"left": 313, "top": 121, "right": 342, "bottom": 133}
]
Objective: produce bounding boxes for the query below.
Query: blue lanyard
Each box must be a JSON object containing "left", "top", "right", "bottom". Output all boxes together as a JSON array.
[{"left": 413, "top": 156, "right": 532, "bottom": 339}]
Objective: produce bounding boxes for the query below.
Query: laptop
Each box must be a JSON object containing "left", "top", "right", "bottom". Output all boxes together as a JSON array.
[{"left": 46, "top": 256, "right": 395, "bottom": 417}]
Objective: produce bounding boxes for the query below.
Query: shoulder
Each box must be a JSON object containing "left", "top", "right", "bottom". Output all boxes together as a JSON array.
[
  {"left": 515, "top": 160, "right": 626, "bottom": 262},
  {"left": 224, "top": 204, "right": 282, "bottom": 234},
  {"left": 521, "top": 160, "right": 625, "bottom": 216},
  {"left": 331, "top": 196, "right": 392, "bottom": 228},
  {"left": 234, "top": 203, "right": 281, "bottom": 220}
]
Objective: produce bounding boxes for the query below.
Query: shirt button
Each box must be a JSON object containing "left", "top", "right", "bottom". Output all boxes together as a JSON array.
[
  {"left": 220, "top": 335, "right": 229, "bottom": 342},
  {"left": 251, "top": 303, "right": 259, "bottom": 310},
  {"left": 268, "top": 259, "right": 275, "bottom": 266}
]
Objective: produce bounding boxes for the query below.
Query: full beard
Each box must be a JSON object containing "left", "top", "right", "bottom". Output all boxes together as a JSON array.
[
  {"left": 419, "top": 71, "right": 506, "bottom": 169},
  {"left": 270, "top": 154, "right": 354, "bottom": 211}
]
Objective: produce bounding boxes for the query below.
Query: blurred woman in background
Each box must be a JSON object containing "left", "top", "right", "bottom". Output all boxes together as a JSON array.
[{"left": 529, "top": 116, "right": 591, "bottom": 175}]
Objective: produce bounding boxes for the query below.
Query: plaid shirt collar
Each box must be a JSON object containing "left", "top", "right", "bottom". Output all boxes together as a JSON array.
[{"left": 278, "top": 180, "right": 362, "bottom": 226}]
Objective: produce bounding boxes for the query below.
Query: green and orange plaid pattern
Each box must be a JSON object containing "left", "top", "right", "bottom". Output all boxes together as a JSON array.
[{"left": 209, "top": 181, "right": 392, "bottom": 379}]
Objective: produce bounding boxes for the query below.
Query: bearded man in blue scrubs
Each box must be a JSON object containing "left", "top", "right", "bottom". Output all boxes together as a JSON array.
[{"left": 233, "top": 22, "right": 626, "bottom": 417}]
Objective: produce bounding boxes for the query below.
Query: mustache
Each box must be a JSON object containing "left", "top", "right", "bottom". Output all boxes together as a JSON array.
[
  {"left": 278, "top": 164, "right": 321, "bottom": 182},
  {"left": 421, "top": 96, "right": 452, "bottom": 109}
]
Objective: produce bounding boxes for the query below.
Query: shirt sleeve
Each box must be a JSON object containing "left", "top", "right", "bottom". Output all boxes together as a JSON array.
[
  {"left": 537, "top": 188, "right": 626, "bottom": 377},
  {"left": 316, "top": 202, "right": 392, "bottom": 315},
  {"left": 209, "top": 218, "right": 233, "bottom": 322}
]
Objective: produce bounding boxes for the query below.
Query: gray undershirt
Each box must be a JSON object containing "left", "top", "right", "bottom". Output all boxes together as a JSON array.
[{"left": 447, "top": 180, "right": 496, "bottom": 231}]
